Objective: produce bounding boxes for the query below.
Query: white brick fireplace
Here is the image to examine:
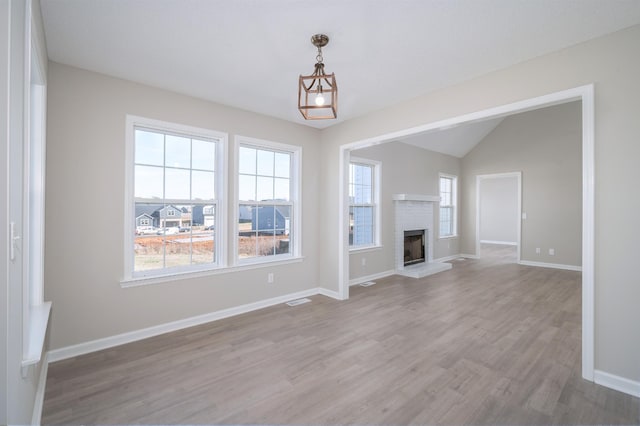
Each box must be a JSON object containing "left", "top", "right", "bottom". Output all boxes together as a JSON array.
[{"left": 393, "top": 194, "right": 452, "bottom": 278}]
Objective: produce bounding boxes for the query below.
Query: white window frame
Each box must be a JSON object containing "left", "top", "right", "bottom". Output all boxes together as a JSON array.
[
  {"left": 123, "top": 115, "right": 227, "bottom": 281},
  {"left": 349, "top": 157, "right": 381, "bottom": 251},
  {"left": 439, "top": 173, "right": 458, "bottom": 238},
  {"left": 234, "top": 136, "right": 302, "bottom": 265}
]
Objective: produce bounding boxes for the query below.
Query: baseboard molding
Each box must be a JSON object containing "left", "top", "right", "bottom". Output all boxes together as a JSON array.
[
  {"left": 32, "top": 352, "right": 49, "bottom": 426},
  {"left": 518, "top": 260, "right": 582, "bottom": 272},
  {"left": 317, "top": 287, "right": 344, "bottom": 300},
  {"left": 433, "top": 254, "right": 461, "bottom": 263},
  {"left": 480, "top": 240, "right": 517, "bottom": 246},
  {"left": 459, "top": 253, "right": 480, "bottom": 259},
  {"left": 48, "top": 287, "right": 321, "bottom": 363},
  {"left": 594, "top": 369, "right": 640, "bottom": 398},
  {"left": 349, "top": 269, "right": 395, "bottom": 286}
]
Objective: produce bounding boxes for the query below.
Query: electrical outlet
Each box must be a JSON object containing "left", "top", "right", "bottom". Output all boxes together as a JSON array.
[
  {"left": 267, "top": 273, "right": 274, "bottom": 284},
  {"left": 535, "top": 247, "right": 541, "bottom": 255},
  {"left": 522, "top": 212, "right": 527, "bottom": 220},
  {"left": 361, "top": 257, "right": 366, "bottom": 266},
  {"left": 549, "top": 248, "right": 555, "bottom": 256}
]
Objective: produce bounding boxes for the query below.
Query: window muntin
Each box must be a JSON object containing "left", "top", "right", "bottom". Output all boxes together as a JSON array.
[
  {"left": 349, "top": 159, "right": 380, "bottom": 248},
  {"left": 439, "top": 174, "right": 457, "bottom": 237},
  {"left": 236, "top": 139, "right": 299, "bottom": 263},
  {"left": 127, "top": 118, "right": 226, "bottom": 278}
]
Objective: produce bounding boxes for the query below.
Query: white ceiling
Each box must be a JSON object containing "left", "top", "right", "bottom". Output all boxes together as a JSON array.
[{"left": 41, "top": 0, "right": 640, "bottom": 133}]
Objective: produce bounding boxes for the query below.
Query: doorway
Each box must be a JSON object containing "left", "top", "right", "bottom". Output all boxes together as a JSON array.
[
  {"left": 476, "top": 172, "right": 522, "bottom": 263},
  {"left": 338, "top": 85, "right": 594, "bottom": 381}
]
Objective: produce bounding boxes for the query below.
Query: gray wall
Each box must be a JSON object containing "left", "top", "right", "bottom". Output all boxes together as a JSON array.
[
  {"left": 479, "top": 176, "right": 519, "bottom": 245},
  {"left": 348, "top": 143, "right": 460, "bottom": 281},
  {"left": 45, "top": 62, "right": 321, "bottom": 350},
  {"left": 319, "top": 25, "right": 640, "bottom": 382},
  {"left": 462, "top": 102, "right": 582, "bottom": 267}
]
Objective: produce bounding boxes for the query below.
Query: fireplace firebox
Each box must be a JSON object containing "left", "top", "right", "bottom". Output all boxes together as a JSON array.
[{"left": 404, "top": 229, "right": 426, "bottom": 266}]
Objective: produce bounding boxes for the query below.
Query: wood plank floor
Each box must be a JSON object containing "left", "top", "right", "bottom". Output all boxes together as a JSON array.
[{"left": 42, "top": 245, "right": 640, "bottom": 424}]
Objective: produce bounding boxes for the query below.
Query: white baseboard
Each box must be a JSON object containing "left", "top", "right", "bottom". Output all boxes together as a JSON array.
[
  {"left": 433, "top": 254, "right": 461, "bottom": 263},
  {"left": 31, "top": 352, "right": 49, "bottom": 426},
  {"left": 349, "top": 269, "right": 395, "bottom": 286},
  {"left": 317, "top": 287, "right": 344, "bottom": 300},
  {"left": 518, "top": 260, "right": 582, "bottom": 272},
  {"left": 48, "top": 287, "right": 321, "bottom": 363},
  {"left": 480, "top": 240, "right": 517, "bottom": 246},
  {"left": 594, "top": 369, "right": 640, "bottom": 398},
  {"left": 459, "top": 253, "right": 480, "bottom": 259}
]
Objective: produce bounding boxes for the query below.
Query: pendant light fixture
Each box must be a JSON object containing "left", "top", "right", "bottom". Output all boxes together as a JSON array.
[{"left": 298, "top": 34, "right": 337, "bottom": 120}]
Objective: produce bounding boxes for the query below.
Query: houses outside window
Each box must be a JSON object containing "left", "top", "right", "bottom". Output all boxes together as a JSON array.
[
  {"left": 125, "top": 116, "right": 226, "bottom": 279},
  {"left": 349, "top": 158, "right": 381, "bottom": 249},
  {"left": 236, "top": 137, "right": 300, "bottom": 263},
  {"left": 439, "top": 174, "right": 457, "bottom": 238}
]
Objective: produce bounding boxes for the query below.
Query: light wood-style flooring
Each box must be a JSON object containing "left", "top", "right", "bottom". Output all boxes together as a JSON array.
[{"left": 42, "top": 245, "right": 640, "bottom": 424}]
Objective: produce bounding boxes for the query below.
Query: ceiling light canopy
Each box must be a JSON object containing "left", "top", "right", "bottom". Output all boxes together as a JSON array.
[{"left": 298, "top": 34, "right": 337, "bottom": 120}]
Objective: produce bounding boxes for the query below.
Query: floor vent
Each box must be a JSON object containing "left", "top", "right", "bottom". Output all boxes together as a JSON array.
[
  {"left": 286, "top": 298, "right": 311, "bottom": 307},
  {"left": 360, "top": 281, "right": 376, "bottom": 287}
]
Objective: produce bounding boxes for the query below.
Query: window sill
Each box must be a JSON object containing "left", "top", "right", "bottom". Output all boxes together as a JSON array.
[
  {"left": 121, "top": 256, "right": 305, "bottom": 288},
  {"left": 349, "top": 245, "right": 383, "bottom": 253},
  {"left": 439, "top": 235, "right": 458, "bottom": 240},
  {"left": 21, "top": 301, "right": 52, "bottom": 368}
]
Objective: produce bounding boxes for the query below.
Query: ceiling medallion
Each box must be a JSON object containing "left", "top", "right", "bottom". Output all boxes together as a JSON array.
[{"left": 298, "top": 34, "right": 337, "bottom": 120}]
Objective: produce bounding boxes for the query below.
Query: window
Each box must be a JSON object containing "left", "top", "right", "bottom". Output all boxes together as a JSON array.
[
  {"left": 125, "top": 116, "right": 226, "bottom": 279},
  {"left": 349, "top": 158, "right": 380, "bottom": 249},
  {"left": 439, "top": 174, "right": 457, "bottom": 237},
  {"left": 236, "top": 137, "right": 300, "bottom": 263}
]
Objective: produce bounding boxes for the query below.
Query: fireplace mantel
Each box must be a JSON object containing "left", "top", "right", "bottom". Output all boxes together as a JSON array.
[{"left": 392, "top": 194, "right": 440, "bottom": 202}]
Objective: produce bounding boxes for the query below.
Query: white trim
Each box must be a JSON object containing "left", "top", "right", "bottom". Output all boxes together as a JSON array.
[
  {"left": 338, "top": 148, "right": 350, "bottom": 300},
  {"left": 476, "top": 172, "right": 522, "bottom": 263},
  {"left": 317, "top": 287, "right": 344, "bottom": 300},
  {"left": 349, "top": 269, "right": 395, "bottom": 286},
  {"left": 459, "top": 253, "right": 480, "bottom": 259},
  {"left": 348, "top": 244, "right": 383, "bottom": 254},
  {"left": 234, "top": 135, "right": 302, "bottom": 265},
  {"left": 433, "top": 254, "right": 461, "bottom": 263},
  {"left": 123, "top": 115, "right": 228, "bottom": 280},
  {"left": 518, "top": 260, "right": 582, "bottom": 272},
  {"left": 339, "top": 86, "right": 595, "bottom": 383},
  {"left": 48, "top": 287, "right": 321, "bottom": 363},
  {"left": 391, "top": 194, "right": 440, "bottom": 202},
  {"left": 594, "top": 370, "right": 640, "bottom": 398},
  {"left": 581, "top": 85, "right": 595, "bottom": 381},
  {"left": 480, "top": 240, "right": 518, "bottom": 246},
  {"left": 349, "top": 156, "right": 382, "bottom": 249},
  {"left": 120, "top": 256, "right": 305, "bottom": 288},
  {"left": 31, "top": 352, "right": 49, "bottom": 426}
]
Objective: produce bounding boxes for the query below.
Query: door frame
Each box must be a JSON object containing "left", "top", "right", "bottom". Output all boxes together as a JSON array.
[{"left": 338, "top": 84, "right": 594, "bottom": 381}]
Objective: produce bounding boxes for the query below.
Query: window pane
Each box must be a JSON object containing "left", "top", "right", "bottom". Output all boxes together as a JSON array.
[
  {"left": 165, "top": 135, "right": 191, "bottom": 168},
  {"left": 165, "top": 168, "right": 190, "bottom": 200},
  {"left": 135, "top": 165, "right": 163, "bottom": 199},
  {"left": 192, "top": 139, "right": 215, "bottom": 171},
  {"left": 192, "top": 170, "right": 215, "bottom": 200},
  {"left": 256, "top": 176, "right": 274, "bottom": 201},
  {"left": 256, "top": 149, "right": 274, "bottom": 176},
  {"left": 192, "top": 204, "right": 215, "bottom": 265},
  {"left": 135, "top": 130, "right": 164, "bottom": 166},
  {"left": 274, "top": 178, "right": 290, "bottom": 201},
  {"left": 134, "top": 202, "right": 163, "bottom": 271},
  {"left": 239, "top": 175, "right": 256, "bottom": 201},
  {"left": 274, "top": 152, "right": 290, "bottom": 178},
  {"left": 163, "top": 231, "right": 191, "bottom": 269},
  {"left": 351, "top": 206, "right": 374, "bottom": 246},
  {"left": 239, "top": 147, "right": 256, "bottom": 174}
]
